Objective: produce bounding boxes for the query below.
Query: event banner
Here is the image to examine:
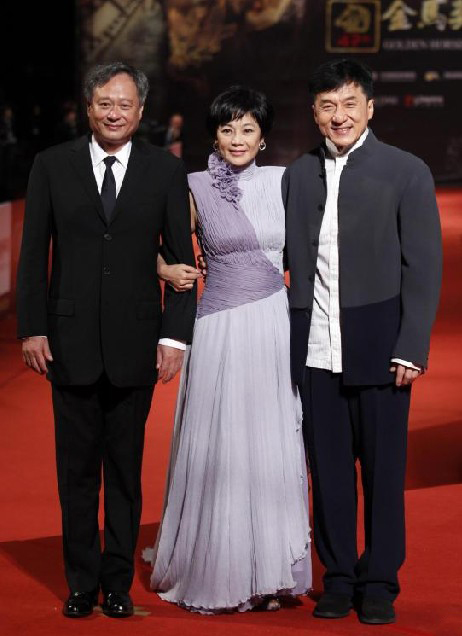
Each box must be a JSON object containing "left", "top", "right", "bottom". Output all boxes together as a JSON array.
[{"left": 78, "top": 1, "right": 462, "bottom": 180}]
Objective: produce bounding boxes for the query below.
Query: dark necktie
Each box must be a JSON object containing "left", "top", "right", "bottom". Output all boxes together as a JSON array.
[{"left": 101, "top": 156, "right": 117, "bottom": 223}]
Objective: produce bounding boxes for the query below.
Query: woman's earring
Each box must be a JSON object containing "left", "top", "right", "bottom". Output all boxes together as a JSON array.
[
  {"left": 259, "top": 140, "right": 267, "bottom": 151},
  {"left": 213, "top": 140, "right": 219, "bottom": 152}
]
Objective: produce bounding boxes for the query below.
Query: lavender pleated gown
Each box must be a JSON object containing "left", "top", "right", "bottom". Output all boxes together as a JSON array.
[{"left": 145, "top": 153, "right": 312, "bottom": 613}]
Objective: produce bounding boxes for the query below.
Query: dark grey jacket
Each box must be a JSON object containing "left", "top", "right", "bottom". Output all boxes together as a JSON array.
[{"left": 283, "top": 131, "right": 442, "bottom": 386}]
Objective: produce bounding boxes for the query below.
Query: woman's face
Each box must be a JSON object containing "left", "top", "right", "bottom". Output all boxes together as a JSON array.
[{"left": 215, "top": 113, "right": 263, "bottom": 168}]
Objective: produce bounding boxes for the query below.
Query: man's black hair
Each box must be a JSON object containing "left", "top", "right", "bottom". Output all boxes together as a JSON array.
[{"left": 308, "top": 59, "right": 373, "bottom": 100}]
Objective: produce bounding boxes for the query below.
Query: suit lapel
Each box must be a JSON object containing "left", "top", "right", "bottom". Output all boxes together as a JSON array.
[
  {"left": 69, "top": 135, "right": 106, "bottom": 225},
  {"left": 109, "top": 139, "right": 150, "bottom": 225}
]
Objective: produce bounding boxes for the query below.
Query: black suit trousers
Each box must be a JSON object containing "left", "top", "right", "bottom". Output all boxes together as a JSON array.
[
  {"left": 51, "top": 375, "right": 154, "bottom": 593},
  {"left": 300, "top": 368, "right": 411, "bottom": 601}
]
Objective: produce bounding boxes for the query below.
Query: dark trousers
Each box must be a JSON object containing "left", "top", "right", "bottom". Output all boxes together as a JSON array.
[
  {"left": 300, "top": 368, "right": 411, "bottom": 601},
  {"left": 51, "top": 375, "right": 154, "bottom": 594}
]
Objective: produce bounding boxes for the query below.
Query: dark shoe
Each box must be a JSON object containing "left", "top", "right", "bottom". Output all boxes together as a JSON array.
[
  {"left": 262, "top": 595, "right": 281, "bottom": 611},
  {"left": 313, "top": 593, "right": 353, "bottom": 618},
  {"left": 358, "top": 597, "right": 396, "bottom": 624},
  {"left": 102, "top": 591, "right": 134, "bottom": 618},
  {"left": 63, "top": 591, "right": 98, "bottom": 618}
]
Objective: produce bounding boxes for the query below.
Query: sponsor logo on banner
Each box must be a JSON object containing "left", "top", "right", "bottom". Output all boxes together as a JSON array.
[
  {"left": 373, "top": 95, "right": 400, "bottom": 106},
  {"left": 423, "top": 69, "right": 462, "bottom": 80},
  {"left": 403, "top": 94, "right": 445, "bottom": 106},
  {"left": 373, "top": 69, "right": 462, "bottom": 83},
  {"left": 424, "top": 70, "right": 441, "bottom": 80},
  {"left": 374, "top": 94, "right": 445, "bottom": 107},
  {"left": 326, "top": 0, "right": 381, "bottom": 52},
  {"left": 443, "top": 69, "right": 462, "bottom": 78},
  {"left": 379, "top": 70, "right": 418, "bottom": 81}
]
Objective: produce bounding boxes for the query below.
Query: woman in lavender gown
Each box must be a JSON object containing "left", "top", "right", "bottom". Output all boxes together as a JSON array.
[{"left": 146, "top": 86, "right": 311, "bottom": 614}]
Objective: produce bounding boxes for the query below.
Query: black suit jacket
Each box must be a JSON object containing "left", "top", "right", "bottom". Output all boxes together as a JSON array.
[
  {"left": 283, "top": 131, "right": 442, "bottom": 386},
  {"left": 17, "top": 135, "right": 196, "bottom": 386}
]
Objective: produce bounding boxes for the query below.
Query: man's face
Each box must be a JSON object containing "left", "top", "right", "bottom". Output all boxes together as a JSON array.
[
  {"left": 312, "top": 82, "right": 373, "bottom": 154},
  {"left": 169, "top": 114, "right": 183, "bottom": 129},
  {"left": 87, "top": 73, "right": 144, "bottom": 152}
]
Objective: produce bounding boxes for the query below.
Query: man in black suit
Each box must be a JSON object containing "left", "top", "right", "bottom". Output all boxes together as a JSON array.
[
  {"left": 17, "top": 63, "right": 196, "bottom": 618},
  {"left": 283, "top": 59, "right": 442, "bottom": 625}
]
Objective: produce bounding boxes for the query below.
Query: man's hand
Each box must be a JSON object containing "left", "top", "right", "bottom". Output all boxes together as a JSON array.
[
  {"left": 389, "top": 363, "right": 422, "bottom": 387},
  {"left": 22, "top": 336, "right": 53, "bottom": 374},
  {"left": 156, "top": 344, "right": 184, "bottom": 383}
]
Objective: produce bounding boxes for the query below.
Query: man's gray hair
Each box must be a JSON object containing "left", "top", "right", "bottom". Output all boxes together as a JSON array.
[{"left": 84, "top": 62, "right": 150, "bottom": 105}]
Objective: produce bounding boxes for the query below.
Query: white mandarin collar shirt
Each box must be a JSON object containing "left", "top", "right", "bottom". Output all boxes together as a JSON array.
[
  {"left": 306, "top": 129, "right": 368, "bottom": 373},
  {"left": 306, "top": 127, "right": 419, "bottom": 372}
]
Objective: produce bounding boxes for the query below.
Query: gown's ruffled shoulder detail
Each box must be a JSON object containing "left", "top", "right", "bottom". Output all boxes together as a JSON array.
[{"left": 207, "top": 152, "right": 241, "bottom": 206}]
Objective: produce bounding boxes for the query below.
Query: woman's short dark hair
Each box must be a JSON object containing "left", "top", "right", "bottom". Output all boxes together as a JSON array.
[
  {"left": 206, "top": 86, "right": 274, "bottom": 137},
  {"left": 84, "top": 62, "right": 150, "bottom": 105},
  {"left": 308, "top": 59, "right": 373, "bottom": 100}
]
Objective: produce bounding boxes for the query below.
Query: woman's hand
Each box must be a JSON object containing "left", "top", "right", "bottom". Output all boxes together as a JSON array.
[
  {"left": 160, "top": 263, "right": 201, "bottom": 292},
  {"left": 197, "top": 253, "right": 207, "bottom": 280}
]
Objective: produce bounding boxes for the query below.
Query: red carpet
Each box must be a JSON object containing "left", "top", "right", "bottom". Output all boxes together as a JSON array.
[{"left": 0, "top": 189, "right": 461, "bottom": 636}]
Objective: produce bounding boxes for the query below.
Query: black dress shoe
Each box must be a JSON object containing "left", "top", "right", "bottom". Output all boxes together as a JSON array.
[
  {"left": 313, "top": 593, "right": 353, "bottom": 618},
  {"left": 358, "top": 597, "right": 396, "bottom": 624},
  {"left": 102, "top": 591, "right": 134, "bottom": 618},
  {"left": 63, "top": 591, "right": 98, "bottom": 618}
]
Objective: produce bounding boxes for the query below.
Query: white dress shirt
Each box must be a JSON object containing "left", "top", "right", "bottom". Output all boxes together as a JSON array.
[
  {"left": 89, "top": 134, "right": 132, "bottom": 196},
  {"left": 306, "top": 129, "right": 419, "bottom": 372}
]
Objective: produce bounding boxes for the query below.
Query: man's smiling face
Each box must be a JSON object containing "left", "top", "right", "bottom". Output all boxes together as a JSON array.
[
  {"left": 313, "top": 82, "right": 374, "bottom": 154},
  {"left": 87, "top": 72, "right": 144, "bottom": 153}
]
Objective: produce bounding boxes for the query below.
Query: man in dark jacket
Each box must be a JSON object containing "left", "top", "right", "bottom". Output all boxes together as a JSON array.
[
  {"left": 17, "top": 62, "right": 197, "bottom": 618},
  {"left": 283, "top": 59, "right": 442, "bottom": 625}
]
